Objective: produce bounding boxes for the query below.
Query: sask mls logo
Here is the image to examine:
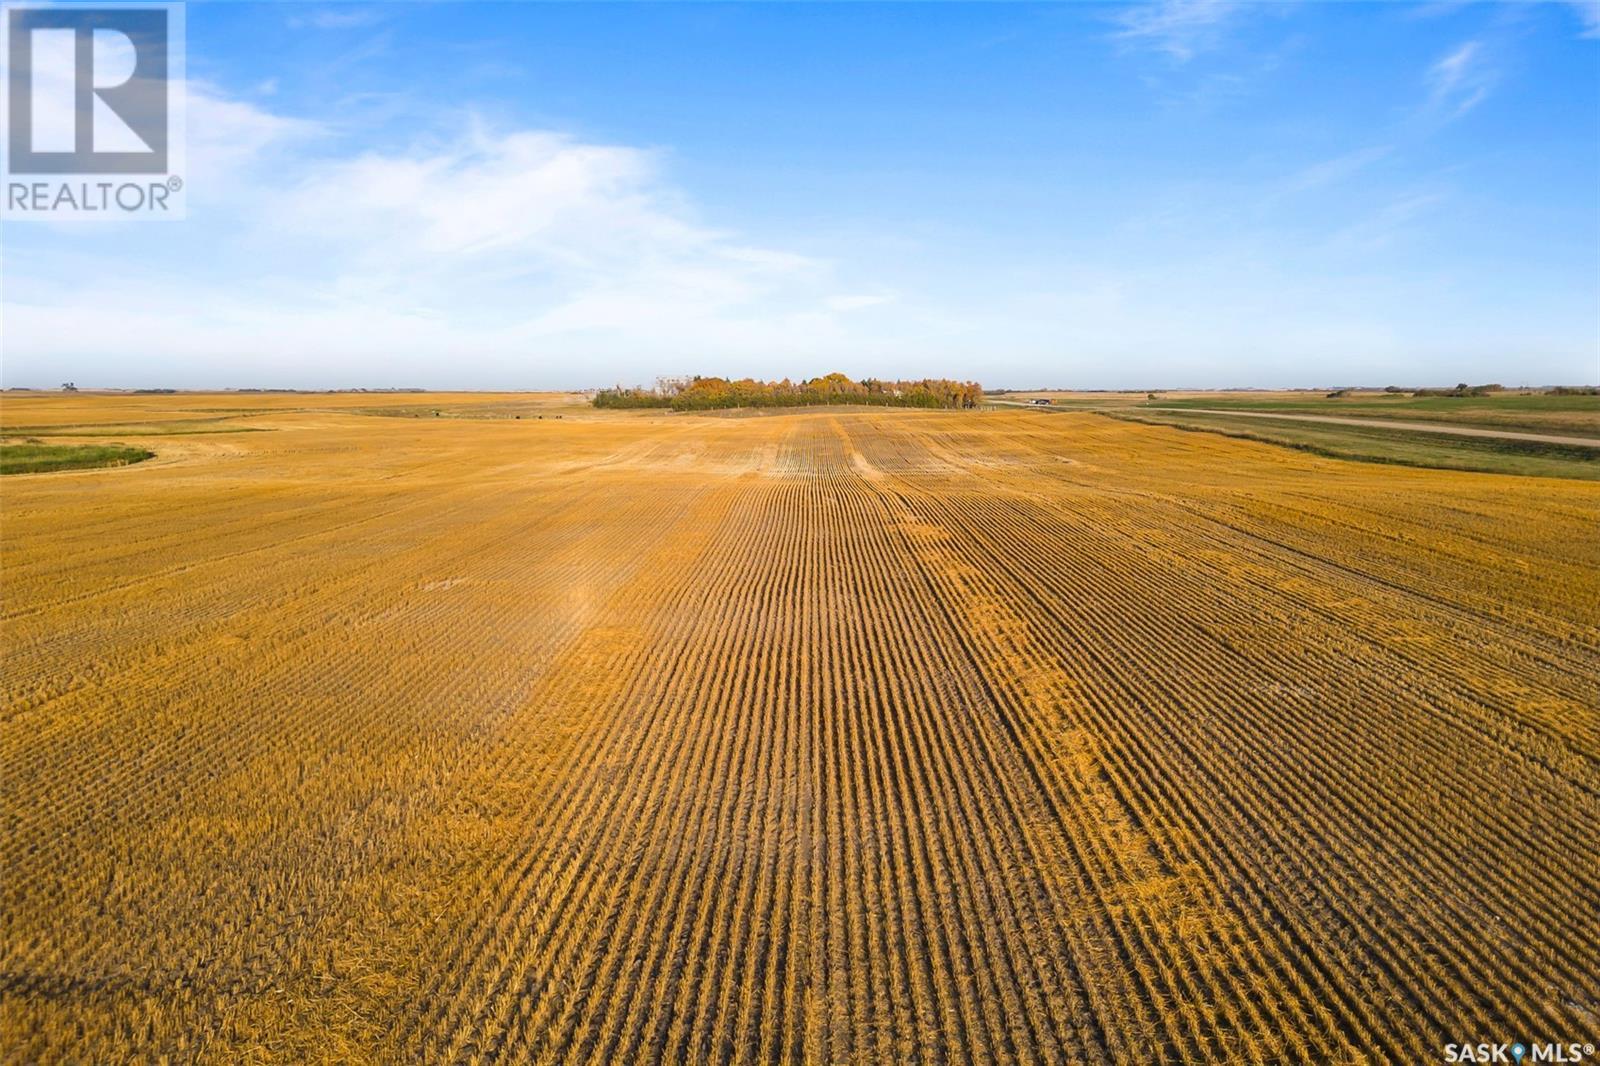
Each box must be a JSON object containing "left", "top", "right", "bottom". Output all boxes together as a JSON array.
[
  {"left": 1, "top": 0, "right": 185, "bottom": 219},
  {"left": 1446, "top": 1042, "right": 1597, "bottom": 1063}
]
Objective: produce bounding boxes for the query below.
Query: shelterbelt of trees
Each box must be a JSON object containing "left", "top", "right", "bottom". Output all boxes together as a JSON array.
[{"left": 593, "top": 373, "right": 984, "bottom": 411}]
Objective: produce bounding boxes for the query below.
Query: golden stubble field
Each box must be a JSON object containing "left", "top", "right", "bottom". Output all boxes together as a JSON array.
[{"left": 3, "top": 394, "right": 1598, "bottom": 1064}]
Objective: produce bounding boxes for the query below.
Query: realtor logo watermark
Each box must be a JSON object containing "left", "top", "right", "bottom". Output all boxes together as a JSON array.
[{"left": 2, "top": 0, "right": 184, "bottom": 219}]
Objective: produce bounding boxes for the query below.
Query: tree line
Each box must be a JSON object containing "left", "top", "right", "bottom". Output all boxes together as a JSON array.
[{"left": 594, "top": 373, "right": 984, "bottom": 411}]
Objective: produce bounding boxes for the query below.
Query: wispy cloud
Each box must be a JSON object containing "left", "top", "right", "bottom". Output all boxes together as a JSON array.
[
  {"left": 1404, "top": 1, "right": 1474, "bottom": 21},
  {"left": 1289, "top": 145, "right": 1392, "bottom": 191},
  {"left": 826, "top": 293, "right": 895, "bottom": 312},
  {"left": 1564, "top": 0, "right": 1600, "bottom": 37},
  {"left": 287, "top": 7, "right": 384, "bottom": 31},
  {"left": 1111, "top": 0, "right": 1241, "bottom": 62},
  {"left": 1327, "top": 190, "right": 1446, "bottom": 253},
  {"left": 186, "top": 81, "right": 325, "bottom": 183},
  {"left": 1427, "top": 40, "right": 1495, "bottom": 119}
]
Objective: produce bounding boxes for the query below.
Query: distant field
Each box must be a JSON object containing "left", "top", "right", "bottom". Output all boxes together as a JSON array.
[
  {"left": 3, "top": 395, "right": 1597, "bottom": 1062},
  {"left": 994, "top": 389, "right": 1600, "bottom": 478},
  {"left": 1145, "top": 390, "right": 1600, "bottom": 436},
  {"left": 0, "top": 390, "right": 588, "bottom": 432},
  {"left": 1109, "top": 408, "right": 1600, "bottom": 480},
  {"left": 347, "top": 397, "right": 584, "bottom": 420},
  {"left": 997, "top": 387, "right": 1600, "bottom": 433}
]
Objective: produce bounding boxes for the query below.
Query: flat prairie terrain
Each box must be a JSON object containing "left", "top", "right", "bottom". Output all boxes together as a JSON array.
[{"left": 3, "top": 395, "right": 1598, "bottom": 1063}]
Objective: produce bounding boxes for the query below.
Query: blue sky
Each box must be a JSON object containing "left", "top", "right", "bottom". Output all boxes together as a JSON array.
[{"left": 3, "top": 0, "right": 1597, "bottom": 389}]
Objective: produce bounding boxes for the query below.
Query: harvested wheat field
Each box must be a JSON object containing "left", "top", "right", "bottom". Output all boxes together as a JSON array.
[{"left": 3, "top": 395, "right": 1598, "bottom": 1064}]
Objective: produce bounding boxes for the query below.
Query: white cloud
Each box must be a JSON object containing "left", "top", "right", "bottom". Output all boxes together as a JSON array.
[
  {"left": 1111, "top": 0, "right": 1241, "bottom": 62},
  {"left": 259, "top": 127, "right": 831, "bottom": 325},
  {"left": 1427, "top": 41, "right": 1495, "bottom": 119}
]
